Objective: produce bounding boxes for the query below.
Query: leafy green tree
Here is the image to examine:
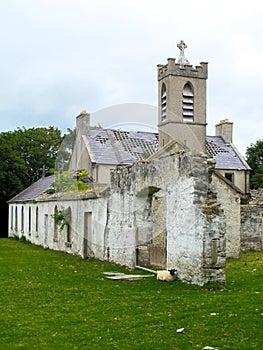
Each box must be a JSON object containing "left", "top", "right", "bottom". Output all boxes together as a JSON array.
[
  {"left": 246, "top": 139, "right": 263, "bottom": 189},
  {"left": 0, "top": 126, "right": 65, "bottom": 236},
  {"left": 0, "top": 132, "right": 28, "bottom": 201},
  {"left": 0, "top": 127, "right": 63, "bottom": 201},
  {"left": 12, "top": 126, "right": 63, "bottom": 185}
]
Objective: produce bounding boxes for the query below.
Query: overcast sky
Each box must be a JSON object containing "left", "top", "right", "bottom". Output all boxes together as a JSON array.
[{"left": 0, "top": 0, "right": 262, "bottom": 156}]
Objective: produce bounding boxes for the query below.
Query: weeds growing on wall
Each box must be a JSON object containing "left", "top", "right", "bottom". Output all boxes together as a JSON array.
[
  {"left": 48, "top": 169, "right": 90, "bottom": 193},
  {"left": 51, "top": 207, "right": 71, "bottom": 231}
]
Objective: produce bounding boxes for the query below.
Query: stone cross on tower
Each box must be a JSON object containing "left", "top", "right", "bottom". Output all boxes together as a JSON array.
[{"left": 177, "top": 40, "right": 190, "bottom": 66}]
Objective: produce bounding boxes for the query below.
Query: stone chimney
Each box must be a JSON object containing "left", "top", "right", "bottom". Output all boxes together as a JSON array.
[
  {"left": 76, "top": 110, "right": 90, "bottom": 135},
  {"left": 215, "top": 119, "right": 233, "bottom": 143}
]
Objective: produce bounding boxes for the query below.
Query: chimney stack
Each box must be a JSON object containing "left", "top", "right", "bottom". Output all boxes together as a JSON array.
[
  {"left": 76, "top": 110, "right": 90, "bottom": 135},
  {"left": 215, "top": 119, "right": 233, "bottom": 143}
]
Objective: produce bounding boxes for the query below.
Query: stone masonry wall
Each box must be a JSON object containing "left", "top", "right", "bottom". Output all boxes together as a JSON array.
[
  {"left": 107, "top": 151, "right": 226, "bottom": 285},
  {"left": 241, "top": 204, "right": 263, "bottom": 251},
  {"left": 212, "top": 173, "right": 241, "bottom": 258}
]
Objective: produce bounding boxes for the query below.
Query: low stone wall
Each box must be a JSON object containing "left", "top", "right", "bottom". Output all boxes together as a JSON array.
[
  {"left": 249, "top": 188, "right": 263, "bottom": 204},
  {"left": 241, "top": 204, "right": 263, "bottom": 251}
]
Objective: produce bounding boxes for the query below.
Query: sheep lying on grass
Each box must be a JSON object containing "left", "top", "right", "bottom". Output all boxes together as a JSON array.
[{"left": 157, "top": 269, "right": 177, "bottom": 282}]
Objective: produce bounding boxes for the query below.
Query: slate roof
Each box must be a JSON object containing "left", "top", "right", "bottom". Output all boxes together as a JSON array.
[
  {"left": 8, "top": 131, "right": 249, "bottom": 204},
  {"left": 8, "top": 176, "right": 54, "bottom": 203},
  {"left": 87, "top": 128, "right": 248, "bottom": 170},
  {"left": 206, "top": 136, "right": 248, "bottom": 170},
  {"left": 86, "top": 128, "right": 159, "bottom": 165}
]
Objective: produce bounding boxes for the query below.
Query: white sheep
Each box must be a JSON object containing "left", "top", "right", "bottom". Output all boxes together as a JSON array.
[{"left": 157, "top": 269, "right": 177, "bottom": 282}]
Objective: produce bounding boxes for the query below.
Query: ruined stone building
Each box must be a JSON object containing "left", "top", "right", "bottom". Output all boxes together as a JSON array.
[{"left": 8, "top": 42, "right": 260, "bottom": 286}]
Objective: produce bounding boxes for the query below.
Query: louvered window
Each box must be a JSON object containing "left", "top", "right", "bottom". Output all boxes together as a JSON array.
[
  {"left": 161, "top": 83, "right": 167, "bottom": 121},
  {"left": 182, "top": 83, "right": 194, "bottom": 122}
]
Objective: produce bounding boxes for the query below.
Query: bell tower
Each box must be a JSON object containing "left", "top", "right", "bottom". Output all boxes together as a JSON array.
[{"left": 158, "top": 41, "right": 208, "bottom": 153}]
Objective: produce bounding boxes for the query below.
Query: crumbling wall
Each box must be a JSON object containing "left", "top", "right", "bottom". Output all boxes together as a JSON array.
[
  {"left": 166, "top": 153, "right": 226, "bottom": 285},
  {"left": 105, "top": 173, "right": 137, "bottom": 267},
  {"left": 212, "top": 173, "right": 241, "bottom": 258},
  {"left": 10, "top": 149, "right": 226, "bottom": 286},
  {"left": 107, "top": 151, "right": 226, "bottom": 285}
]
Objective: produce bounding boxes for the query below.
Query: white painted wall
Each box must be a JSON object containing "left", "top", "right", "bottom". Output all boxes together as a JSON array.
[
  {"left": 212, "top": 173, "right": 241, "bottom": 258},
  {"left": 9, "top": 196, "right": 108, "bottom": 260}
]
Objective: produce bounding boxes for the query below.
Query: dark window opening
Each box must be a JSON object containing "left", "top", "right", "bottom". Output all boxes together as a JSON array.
[
  {"left": 15, "top": 206, "right": 18, "bottom": 231},
  {"left": 28, "top": 207, "right": 31, "bottom": 235},
  {"left": 225, "top": 173, "right": 234, "bottom": 183},
  {"left": 36, "top": 207, "right": 39, "bottom": 234},
  {"left": 21, "top": 206, "right": 24, "bottom": 232},
  {"left": 54, "top": 206, "right": 58, "bottom": 242},
  {"left": 65, "top": 207, "right": 72, "bottom": 247},
  {"left": 10, "top": 206, "right": 13, "bottom": 231}
]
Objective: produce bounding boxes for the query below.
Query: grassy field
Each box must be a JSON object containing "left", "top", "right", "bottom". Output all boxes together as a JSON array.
[{"left": 0, "top": 239, "right": 262, "bottom": 350}]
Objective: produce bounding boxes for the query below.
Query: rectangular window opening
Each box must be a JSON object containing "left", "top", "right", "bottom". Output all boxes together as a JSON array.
[{"left": 225, "top": 173, "right": 234, "bottom": 183}]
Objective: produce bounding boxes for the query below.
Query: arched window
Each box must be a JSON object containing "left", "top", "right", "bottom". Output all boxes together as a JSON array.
[
  {"left": 21, "top": 206, "right": 24, "bottom": 232},
  {"left": 67, "top": 207, "right": 72, "bottom": 243},
  {"left": 10, "top": 206, "right": 14, "bottom": 231},
  {"left": 35, "top": 206, "right": 39, "bottom": 235},
  {"left": 15, "top": 206, "right": 18, "bottom": 231},
  {"left": 182, "top": 83, "right": 194, "bottom": 122},
  {"left": 54, "top": 206, "right": 58, "bottom": 242},
  {"left": 161, "top": 83, "right": 167, "bottom": 121},
  {"left": 28, "top": 207, "right": 31, "bottom": 235},
  {"left": 66, "top": 207, "right": 72, "bottom": 245}
]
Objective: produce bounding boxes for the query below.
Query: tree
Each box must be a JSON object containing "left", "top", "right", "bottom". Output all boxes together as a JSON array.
[
  {"left": 0, "top": 126, "right": 67, "bottom": 237},
  {"left": 12, "top": 127, "right": 63, "bottom": 185},
  {"left": 0, "top": 126, "right": 63, "bottom": 202},
  {"left": 246, "top": 139, "right": 263, "bottom": 189},
  {"left": 0, "top": 132, "right": 28, "bottom": 201}
]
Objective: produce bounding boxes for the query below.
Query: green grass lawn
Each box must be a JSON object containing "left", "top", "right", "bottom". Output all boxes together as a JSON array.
[{"left": 0, "top": 239, "right": 262, "bottom": 350}]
